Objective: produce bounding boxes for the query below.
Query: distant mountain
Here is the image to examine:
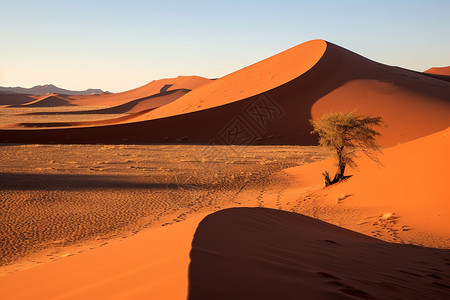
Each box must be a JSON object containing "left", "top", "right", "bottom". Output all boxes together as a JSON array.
[{"left": 0, "top": 84, "right": 111, "bottom": 95}]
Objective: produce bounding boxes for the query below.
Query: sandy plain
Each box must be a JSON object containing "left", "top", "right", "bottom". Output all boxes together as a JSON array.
[
  {"left": 0, "top": 106, "right": 128, "bottom": 126},
  {"left": 0, "top": 142, "right": 326, "bottom": 270}
]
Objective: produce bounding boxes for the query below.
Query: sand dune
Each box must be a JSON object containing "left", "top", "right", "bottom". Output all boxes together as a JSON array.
[
  {"left": 65, "top": 75, "right": 211, "bottom": 107},
  {"left": 189, "top": 207, "right": 450, "bottom": 300},
  {"left": 1, "top": 40, "right": 448, "bottom": 145},
  {"left": 8, "top": 94, "right": 75, "bottom": 108},
  {"left": 425, "top": 66, "right": 450, "bottom": 76},
  {"left": 2, "top": 76, "right": 208, "bottom": 110},
  {"left": 286, "top": 127, "right": 450, "bottom": 245},
  {"left": 21, "top": 89, "right": 190, "bottom": 117}
]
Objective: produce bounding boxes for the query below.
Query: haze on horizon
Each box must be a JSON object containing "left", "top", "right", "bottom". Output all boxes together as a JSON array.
[{"left": 1, "top": 0, "right": 449, "bottom": 93}]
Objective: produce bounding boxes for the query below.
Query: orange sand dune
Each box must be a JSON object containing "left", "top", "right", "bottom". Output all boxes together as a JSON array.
[
  {"left": 8, "top": 94, "right": 75, "bottom": 108},
  {"left": 286, "top": 127, "right": 450, "bottom": 239},
  {"left": 1, "top": 40, "right": 449, "bottom": 144},
  {"left": 66, "top": 75, "right": 211, "bottom": 107},
  {"left": 425, "top": 66, "right": 450, "bottom": 76},
  {"left": 189, "top": 207, "right": 450, "bottom": 300},
  {"left": 23, "top": 89, "right": 190, "bottom": 116}
]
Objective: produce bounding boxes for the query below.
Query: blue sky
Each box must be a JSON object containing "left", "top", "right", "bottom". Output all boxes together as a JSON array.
[{"left": 1, "top": 0, "right": 449, "bottom": 92}]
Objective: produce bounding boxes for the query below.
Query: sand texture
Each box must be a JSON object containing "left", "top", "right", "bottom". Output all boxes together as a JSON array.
[{"left": 0, "top": 144, "right": 326, "bottom": 268}]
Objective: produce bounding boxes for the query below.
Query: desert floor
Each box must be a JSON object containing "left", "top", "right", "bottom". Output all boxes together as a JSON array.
[
  {"left": 0, "top": 143, "right": 327, "bottom": 272},
  {"left": 0, "top": 105, "right": 127, "bottom": 126}
]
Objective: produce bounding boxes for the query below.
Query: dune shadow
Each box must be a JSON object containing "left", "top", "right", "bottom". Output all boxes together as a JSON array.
[
  {"left": 0, "top": 172, "right": 205, "bottom": 191},
  {"left": 188, "top": 207, "right": 450, "bottom": 300}
]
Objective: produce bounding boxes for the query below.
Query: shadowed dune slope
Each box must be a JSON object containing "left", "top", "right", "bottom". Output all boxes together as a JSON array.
[
  {"left": 189, "top": 207, "right": 450, "bottom": 300},
  {"left": 0, "top": 94, "right": 37, "bottom": 105},
  {"left": 0, "top": 40, "right": 449, "bottom": 145},
  {"left": 286, "top": 127, "right": 450, "bottom": 240},
  {"left": 425, "top": 66, "right": 450, "bottom": 76},
  {"left": 8, "top": 94, "right": 75, "bottom": 108}
]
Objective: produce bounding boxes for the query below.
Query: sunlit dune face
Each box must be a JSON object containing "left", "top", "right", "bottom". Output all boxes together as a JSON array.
[{"left": 143, "top": 40, "right": 327, "bottom": 119}]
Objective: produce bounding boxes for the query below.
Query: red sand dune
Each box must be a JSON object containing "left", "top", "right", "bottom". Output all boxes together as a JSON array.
[
  {"left": 8, "top": 94, "right": 75, "bottom": 108},
  {"left": 189, "top": 207, "right": 450, "bottom": 300},
  {"left": 0, "top": 40, "right": 449, "bottom": 144},
  {"left": 286, "top": 127, "right": 450, "bottom": 241},
  {"left": 1, "top": 75, "right": 209, "bottom": 109},
  {"left": 425, "top": 66, "right": 450, "bottom": 76},
  {"left": 65, "top": 75, "right": 211, "bottom": 107},
  {"left": 43, "top": 89, "right": 189, "bottom": 116}
]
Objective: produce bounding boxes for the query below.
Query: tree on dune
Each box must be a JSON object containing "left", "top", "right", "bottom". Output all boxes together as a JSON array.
[{"left": 310, "top": 112, "right": 384, "bottom": 187}]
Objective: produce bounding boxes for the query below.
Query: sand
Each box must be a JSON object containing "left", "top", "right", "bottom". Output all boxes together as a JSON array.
[
  {"left": 0, "top": 39, "right": 449, "bottom": 299},
  {"left": 189, "top": 207, "right": 450, "bottom": 300},
  {"left": 1, "top": 40, "right": 448, "bottom": 145},
  {"left": 0, "top": 144, "right": 326, "bottom": 268},
  {"left": 1, "top": 127, "right": 449, "bottom": 299},
  {"left": 64, "top": 76, "right": 211, "bottom": 107},
  {"left": 8, "top": 94, "right": 75, "bottom": 108},
  {"left": 425, "top": 66, "right": 450, "bottom": 76},
  {"left": 0, "top": 106, "right": 129, "bottom": 127},
  {"left": 285, "top": 127, "right": 450, "bottom": 247}
]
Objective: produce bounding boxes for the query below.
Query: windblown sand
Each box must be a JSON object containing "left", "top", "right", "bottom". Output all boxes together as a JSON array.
[{"left": 0, "top": 144, "right": 326, "bottom": 267}]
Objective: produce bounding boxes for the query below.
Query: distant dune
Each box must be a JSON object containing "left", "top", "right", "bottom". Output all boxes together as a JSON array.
[
  {"left": 425, "top": 66, "right": 450, "bottom": 76},
  {"left": 7, "top": 94, "right": 75, "bottom": 108},
  {"left": 1, "top": 76, "right": 210, "bottom": 108},
  {"left": 20, "top": 89, "right": 191, "bottom": 117},
  {"left": 0, "top": 40, "right": 449, "bottom": 145},
  {"left": 64, "top": 75, "right": 211, "bottom": 107}
]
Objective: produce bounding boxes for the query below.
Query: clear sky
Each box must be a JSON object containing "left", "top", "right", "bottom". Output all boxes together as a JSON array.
[{"left": 1, "top": 0, "right": 449, "bottom": 92}]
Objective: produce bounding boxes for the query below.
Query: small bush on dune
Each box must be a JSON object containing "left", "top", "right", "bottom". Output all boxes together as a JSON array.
[{"left": 310, "top": 112, "right": 384, "bottom": 187}]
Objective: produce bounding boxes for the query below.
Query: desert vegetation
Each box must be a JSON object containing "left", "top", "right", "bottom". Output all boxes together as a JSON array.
[{"left": 310, "top": 112, "right": 384, "bottom": 186}]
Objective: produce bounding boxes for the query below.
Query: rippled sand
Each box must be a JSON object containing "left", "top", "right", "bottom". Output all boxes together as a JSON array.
[{"left": 0, "top": 144, "right": 326, "bottom": 266}]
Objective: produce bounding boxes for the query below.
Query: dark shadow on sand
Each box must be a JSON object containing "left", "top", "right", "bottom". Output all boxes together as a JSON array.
[{"left": 0, "top": 172, "right": 206, "bottom": 191}]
